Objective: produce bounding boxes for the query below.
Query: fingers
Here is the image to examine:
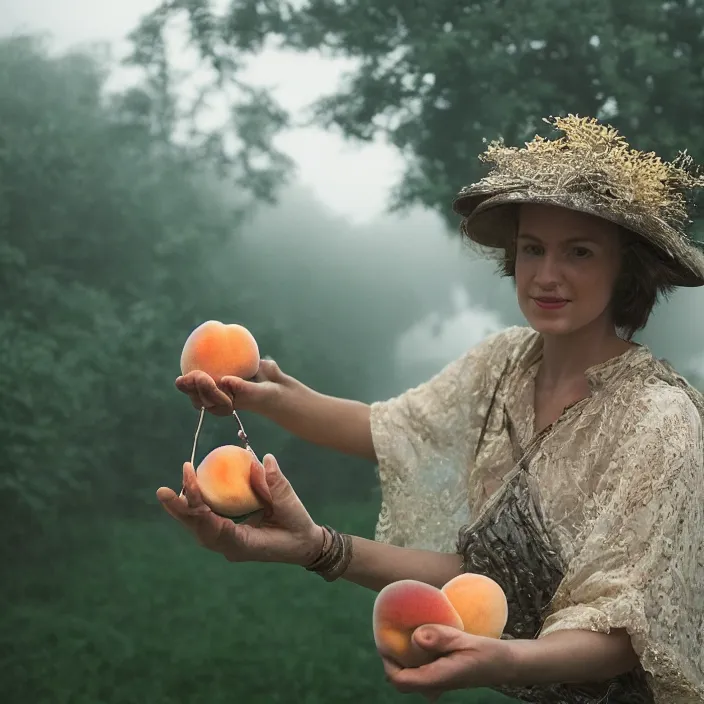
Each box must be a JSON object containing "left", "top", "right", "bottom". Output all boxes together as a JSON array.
[
  {"left": 156, "top": 465, "right": 251, "bottom": 560},
  {"left": 175, "top": 371, "right": 233, "bottom": 415},
  {"left": 181, "top": 462, "right": 205, "bottom": 509},
  {"left": 240, "top": 510, "right": 266, "bottom": 528},
  {"left": 382, "top": 657, "right": 422, "bottom": 695},
  {"left": 156, "top": 463, "right": 207, "bottom": 520},
  {"left": 261, "top": 454, "right": 293, "bottom": 498},
  {"left": 156, "top": 486, "right": 187, "bottom": 519},
  {"left": 382, "top": 656, "right": 403, "bottom": 680},
  {"left": 381, "top": 652, "right": 449, "bottom": 698},
  {"left": 157, "top": 485, "right": 196, "bottom": 526},
  {"left": 217, "top": 375, "right": 242, "bottom": 400},
  {"left": 217, "top": 375, "right": 259, "bottom": 403},
  {"left": 257, "top": 358, "right": 281, "bottom": 381},
  {"left": 412, "top": 625, "right": 471, "bottom": 655},
  {"left": 385, "top": 655, "right": 459, "bottom": 695},
  {"left": 256, "top": 454, "right": 313, "bottom": 538},
  {"left": 248, "top": 454, "right": 274, "bottom": 513}
]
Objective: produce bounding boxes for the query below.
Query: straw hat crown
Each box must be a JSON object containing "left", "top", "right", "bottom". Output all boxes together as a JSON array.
[{"left": 454, "top": 115, "right": 704, "bottom": 286}]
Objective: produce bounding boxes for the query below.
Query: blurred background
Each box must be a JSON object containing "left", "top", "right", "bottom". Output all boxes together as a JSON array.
[{"left": 2, "top": 1, "right": 703, "bottom": 703}]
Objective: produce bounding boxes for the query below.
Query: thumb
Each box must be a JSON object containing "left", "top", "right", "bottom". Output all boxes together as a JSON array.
[
  {"left": 412, "top": 624, "right": 467, "bottom": 655},
  {"left": 248, "top": 454, "right": 274, "bottom": 513},
  {"left": 217, "top": 375, "right": 261, "bottom": 402},
  {"left": 251, "top": 454, "right": 305, "bottom": 526},
  {"left": 248, "top": 453, "right": 294, "bottom": 511},
  {"left": 261, "top": 454, "right": 294, "bottom": 499}
]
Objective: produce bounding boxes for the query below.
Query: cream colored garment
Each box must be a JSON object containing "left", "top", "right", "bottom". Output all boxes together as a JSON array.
[{"left": 370, "top": 326, "right": 704, "bottom": 702}]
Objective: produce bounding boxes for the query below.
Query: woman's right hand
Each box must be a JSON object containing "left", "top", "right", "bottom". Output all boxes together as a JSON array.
[
  {"left": 175, "top": 358, "right": 286, "bottom": 417},
  {"left": 156, "top": 453, "right": 325, "bottom": 567}
]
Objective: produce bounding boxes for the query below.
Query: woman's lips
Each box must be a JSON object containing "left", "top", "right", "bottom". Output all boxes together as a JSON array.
[{"left": 533, "top": 298, "right": 568, "bottom": 310}]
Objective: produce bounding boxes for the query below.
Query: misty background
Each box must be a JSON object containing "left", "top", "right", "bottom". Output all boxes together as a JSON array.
[{"left": 2, "top": 1, "right": 704, "bottom": 703}]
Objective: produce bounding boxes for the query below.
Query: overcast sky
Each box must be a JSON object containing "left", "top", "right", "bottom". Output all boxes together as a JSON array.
[{"left": 1, "top": 0, "right": 405, "bottom": 225}]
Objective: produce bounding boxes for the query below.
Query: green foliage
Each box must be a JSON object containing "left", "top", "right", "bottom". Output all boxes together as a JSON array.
[
  {"left": 3, "top": 502, "right": 516, "bottom": 704},
  {"left": 126, "top": 4, "right": 294, "bottom": 204},
  {"left": 131, "top": 0, "right": 704, "bottom": 235},
  {"left": 4, "top": 16, "right": 702, "bottom": 703},
  {"left": 0, "top": 36, "right": 238, "bottom": 529},
  {"left": 0, "top": 33, "right": 422, "bottom": 536},
  {"left": 0, "top": 40, "right": 434, "bottom": 700}
]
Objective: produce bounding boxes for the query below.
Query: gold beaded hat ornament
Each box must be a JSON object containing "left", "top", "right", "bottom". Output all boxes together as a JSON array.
[{"left": 453, "top": 115, "right": 704, "bottom": 287}]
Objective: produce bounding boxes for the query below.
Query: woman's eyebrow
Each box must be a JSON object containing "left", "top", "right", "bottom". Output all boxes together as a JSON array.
[{"left": 516, "top": 232, "right": 599, "bottom": 244}]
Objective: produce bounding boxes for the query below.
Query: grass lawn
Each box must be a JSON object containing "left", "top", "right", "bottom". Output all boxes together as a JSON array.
[{"left": 3, "top": 500, "right": 518, "bottom": 703}]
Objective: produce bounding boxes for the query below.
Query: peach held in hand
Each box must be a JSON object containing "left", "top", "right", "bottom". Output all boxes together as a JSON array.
[
  {"left": 441, "top": 573, "right": 508, "bottom": 640},
  {"left": 195, "top": 445, "right": 264, "bottom": 518},
  {"left": 373, "top": 580, "right": 464, "bottom": 668},
  {"left": 372, "top": 573, "right": 508, "bottom": 668},
  {"left": 180, "top": 320, "right": 260, "bottom": 384}
]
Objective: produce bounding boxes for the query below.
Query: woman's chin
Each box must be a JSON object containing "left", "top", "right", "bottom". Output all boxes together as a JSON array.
[
  {"left": 520, "top": 300, "right": 582, "bottom": 336},
  {"left": 524, "top": 313, "right": 576, "bottom": 336}
]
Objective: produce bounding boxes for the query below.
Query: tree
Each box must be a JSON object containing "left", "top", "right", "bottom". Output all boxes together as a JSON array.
[
  {"left": 129, "top": 0, "right": 704, "bottom": 235},
  {"left": 1, "top": 33, "right": 457, "bottom": 540},
  {"left": 0, "top": 35, "right": 258, "bottom": 535}
]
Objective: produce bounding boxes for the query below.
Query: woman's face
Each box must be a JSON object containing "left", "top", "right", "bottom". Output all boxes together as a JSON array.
[{"left": 514, "top": 204, "right": 623, "bottom": 336}]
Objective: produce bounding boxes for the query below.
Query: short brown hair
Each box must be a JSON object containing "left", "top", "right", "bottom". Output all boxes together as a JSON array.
[{"left": 496, "top": 226, "right": 680, "bottom": 340}]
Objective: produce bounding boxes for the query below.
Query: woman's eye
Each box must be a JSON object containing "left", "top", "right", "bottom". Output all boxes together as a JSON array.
[
  {"left": 522, "top": 244, "right": 542, "bottom": 255},
  {"left": 573, "top": 247, "right": 592, "bottom": 258}
]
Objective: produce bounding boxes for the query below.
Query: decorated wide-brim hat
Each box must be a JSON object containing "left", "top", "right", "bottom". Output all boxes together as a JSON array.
[{"left": 453, "top": 115, "right": 704, "bottom": 287}]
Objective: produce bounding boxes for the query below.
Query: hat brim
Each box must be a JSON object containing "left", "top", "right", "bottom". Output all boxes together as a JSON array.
[{"left": 453, "top": 190, "right": 704, "bottom": 288}]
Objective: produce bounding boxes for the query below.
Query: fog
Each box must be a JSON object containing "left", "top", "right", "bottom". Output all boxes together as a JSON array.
[
  {"left": 4, "top": 0, "right": 702, "bottom": 395},
  {"left": 235, "top": 182, "right": 704, "bottom": 394},
  {"left": 4, "top": 5, "right": 704, "bottom": 704}
]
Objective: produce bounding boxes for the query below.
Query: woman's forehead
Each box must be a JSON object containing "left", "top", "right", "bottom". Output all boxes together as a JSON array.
[{"left": 518, "top": 204, "right": 620, "bottom": 241}]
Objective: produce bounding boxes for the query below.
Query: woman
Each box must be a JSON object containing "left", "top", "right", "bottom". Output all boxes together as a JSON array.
[{"left": 159, "top": 116, "right": 704, "bottom": 702}]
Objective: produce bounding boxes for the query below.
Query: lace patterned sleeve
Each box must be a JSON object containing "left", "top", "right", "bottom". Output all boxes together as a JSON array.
[
  {"left": 369, "top": 327, "right": 527, "bottom": 552},
  {"left": 539, "top": 384, "right": 704, "bottom": 702}
]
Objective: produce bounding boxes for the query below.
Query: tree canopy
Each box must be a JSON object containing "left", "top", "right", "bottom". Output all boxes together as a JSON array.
[
  {"left": 0, "top": 34, "right": 461, "bottom": 542},
  {"left": 130, "top": 0, "right": 704, "bottom": 232}
]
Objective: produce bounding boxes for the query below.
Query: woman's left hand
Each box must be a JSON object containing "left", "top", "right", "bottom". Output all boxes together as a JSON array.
[
  {"left": 156, "top": 454, "right": 324, "bottom": 567},
  {"left": 381, "top": 625, "right": 517, "bottom": 701}
]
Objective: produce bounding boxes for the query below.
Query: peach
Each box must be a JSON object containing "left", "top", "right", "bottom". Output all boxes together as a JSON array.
[
  {"left": 180, "top": 320, "right": 260, "bottom": 384},
  {"left": 372, "top": 574, "right": 508, "bottom": 668},
  {"left": 442, "top": 573, "right": 508, "bottom": 639},
  {"left": 195, "top": 445, "right": 263, "bottom": 517},
  {"left": 372, "top": 580, "right": 463, "bottom": 668}
]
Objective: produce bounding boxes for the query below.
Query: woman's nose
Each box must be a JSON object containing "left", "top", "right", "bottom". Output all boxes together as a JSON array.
[{"left": 533, "top": 252, "right": 562, "bottom": 286}]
